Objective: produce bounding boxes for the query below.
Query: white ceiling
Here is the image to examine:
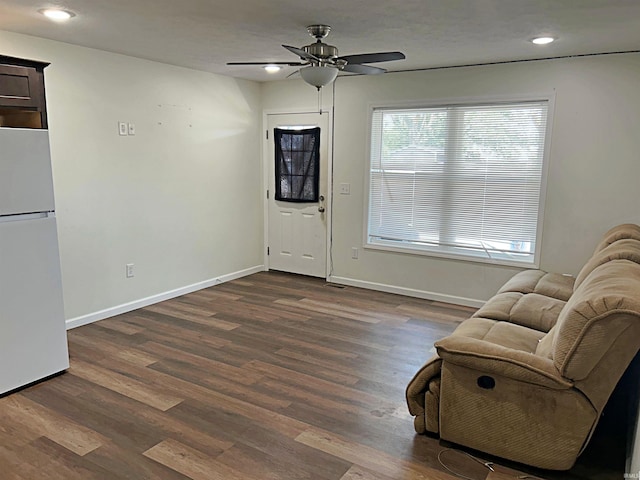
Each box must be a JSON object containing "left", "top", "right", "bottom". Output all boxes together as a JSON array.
[{"left": 0, "top": 0, "right": 639, "bottom": 82}]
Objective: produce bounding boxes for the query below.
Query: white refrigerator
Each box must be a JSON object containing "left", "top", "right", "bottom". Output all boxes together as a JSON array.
[{"left": 0, "top": 127, "right": 69, "bottom": 395}]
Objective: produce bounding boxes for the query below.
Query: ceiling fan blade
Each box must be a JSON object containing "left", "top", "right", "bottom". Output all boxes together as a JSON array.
[
  {"left": 338, "top": 51, "right": 405, "bottom": 65},
  {"left": 341, "top": 64, "right": 386, "bottom": 75},
  {"left": 286, "top": 70, "right": 301, "bottom": 79},
  {"left": 227, "top": 61, "right": 305, "bottom": 66},
  {"left": 282, "top": 45, "right": 320, "bottom": 62}
]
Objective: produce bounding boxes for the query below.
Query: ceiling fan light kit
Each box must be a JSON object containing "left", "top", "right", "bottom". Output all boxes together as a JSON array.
[
  {"left": 299, "top": 66, "right": 339, "bottom": 89},
  {"left": 227, "top": 24, "right": 406, "bottom": 89}
]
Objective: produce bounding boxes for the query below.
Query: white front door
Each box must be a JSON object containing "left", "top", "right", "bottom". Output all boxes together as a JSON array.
[{"left": 267, "top": 112, "right": 329, "bottom": 278}]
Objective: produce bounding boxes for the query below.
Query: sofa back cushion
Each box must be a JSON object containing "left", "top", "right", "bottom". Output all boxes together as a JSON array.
[
  {"left": 574, "top": 238, "right": 640, "bottom": 290},
  {"left": 552, "top": 259, "right": 640, "bottom": 380},
  {"left": 593, "top": 223, "right": 640, "bottom": 253}
]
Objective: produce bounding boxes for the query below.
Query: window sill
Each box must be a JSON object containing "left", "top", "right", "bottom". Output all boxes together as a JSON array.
[{"left": 365, "top": 238, "right": 539, "bottom": 269}]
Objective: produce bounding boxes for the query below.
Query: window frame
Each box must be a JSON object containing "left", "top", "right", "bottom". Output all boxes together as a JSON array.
[{"left": 363, "top": 94, "right": 555, "bottom": 269}]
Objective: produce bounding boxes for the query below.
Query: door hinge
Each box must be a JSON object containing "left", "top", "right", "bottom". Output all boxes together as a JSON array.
[
  {"left": 266, "top": 129, "right": 269, "bottom": 139},
  {"left": 267, "top": 247, "right": 270, "bottom": 255},
  {"left": 266, "top": 189, "right": 269, "bottom": 199}
]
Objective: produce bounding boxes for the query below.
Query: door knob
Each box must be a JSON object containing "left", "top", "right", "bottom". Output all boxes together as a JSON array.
[{"left": 318, "top": 206, "right": 325, "bottom": 213}]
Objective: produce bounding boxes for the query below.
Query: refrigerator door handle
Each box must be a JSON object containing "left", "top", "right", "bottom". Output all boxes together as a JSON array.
[{"left": 0, "top": 211, "right": 52, "bottom": 223}]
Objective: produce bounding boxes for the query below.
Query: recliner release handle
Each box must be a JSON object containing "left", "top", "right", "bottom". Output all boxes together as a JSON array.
[{"left": 477, "top": 375, "right": 496, "bottom": 389}]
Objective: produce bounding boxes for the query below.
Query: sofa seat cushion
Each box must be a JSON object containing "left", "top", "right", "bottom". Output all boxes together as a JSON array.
[
  {"left": 473, "top": 292, "right": 565, "bottom": 332},
  {"left": 497, "top": 270, "right": 574, "bottom": 301},
  {"left": 451, "top": 317, "right": 545, "bottom": 353}
]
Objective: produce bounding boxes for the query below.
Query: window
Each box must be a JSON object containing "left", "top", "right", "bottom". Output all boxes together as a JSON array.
[{"left": 367, "top": 99, "right": 550, "bottom": 266}]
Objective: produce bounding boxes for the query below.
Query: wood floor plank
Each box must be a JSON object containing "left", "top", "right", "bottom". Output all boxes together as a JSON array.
[
  {"left": 142, "top": 302, "right": 233, "bottom": 330},
  {"left": 223, "top": 342, "right": 362, "bottom": 385},
  {"left": 143, "top": 439, "right": 248, "bottom": 480},
  {"left": 244, "top": 359, "right": 385, "bottom": 406},
  {"left": 20, "top": 436, "right": 117, "bottom": 480},
  {"left": 85, "top": 441, "right": 192, "bottom": 480},
  {"left": 124, "top": 312, "right": 232, "bottom": 349},
  {"left": 182, "top": 288, "right": 243, "bottom": 302},
  {"left": 232, "top": 423, "right": 353, "bottom": 480},
  {"left": 299, "top": 297, "right": 413, "bottom": 324},
  {"left": 76, "top": 350, "right": 309, "bottom": 438},
  {"left": 98, "top": 319, "right": 147, "bottom": 335},
  {"left": 275, "top": 298, "right": 381, "bottom": 324},
  {"left": 139, "top": 340, "right": 263, "bottom": 385},
  {"left": 295, "top": 427, "right": 454, "bottom": 480},
  {"left": 61, "top": 376, "right": 236, "bottom": 455},
  {"left": 69, "top": 333, "right": 158, "bottom": 367},
  {"left": 275, "top": 334, "right": 360, "bottom": 359},
  {"left": 0, "top": 395, "right": 106, "bottom": 456},
  {"left": 339, "top": 464, "right": 398, "bottom": 480},
  {"left": 0, "top": 440, "right": 105, "bottom": 480},
  {"left": 0, "top": 406, "right": 44, "bottom": 447},
  {"left": 69, "top": 360, "right": 184, "bottom": 411},
  {"left": 217, "top": 442, "right": 327, "bottom": 480},
  {"left": 22, "top": 380, "right": 172, "bottom": 454},
  {"left": 148, "top": 357, "right": 293, "bottom": 411}
]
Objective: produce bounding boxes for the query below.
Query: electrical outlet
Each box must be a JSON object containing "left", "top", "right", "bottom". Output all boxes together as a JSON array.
[
  {"left": 128, "top": 123, "right": 136, "bottom": 135},
  {"left": 126, "top": 263, "right": 135, "bottom": 278},
  {"left": 351, "top": 247, "right": 359, "bottom": 259},
  {"left": 118, "top": 122, "right": 128, "bottom": 136}
]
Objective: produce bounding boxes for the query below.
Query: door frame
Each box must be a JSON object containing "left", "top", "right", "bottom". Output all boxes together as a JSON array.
[{"left": 262, "top": 108, "right": 334, "bottom": 280}]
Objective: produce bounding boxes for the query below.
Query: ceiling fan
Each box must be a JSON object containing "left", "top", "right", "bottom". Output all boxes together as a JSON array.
[{"left": 227, "top": 25, "right": 406, "bottom": 89}]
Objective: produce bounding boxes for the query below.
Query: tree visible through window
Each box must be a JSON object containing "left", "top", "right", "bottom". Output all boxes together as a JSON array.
[{"left": 367, "top": 100, "right": 550, "bottom": 266}]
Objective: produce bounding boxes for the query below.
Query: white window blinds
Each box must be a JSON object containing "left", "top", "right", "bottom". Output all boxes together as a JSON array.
[{"left": 368, "top": 100, "right": 549, "bottom": 265}]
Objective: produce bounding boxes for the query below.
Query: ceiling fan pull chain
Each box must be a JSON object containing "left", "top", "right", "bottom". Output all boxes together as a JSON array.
[{"left": 318, "top": 87, "right": 323, "bottom": 114}]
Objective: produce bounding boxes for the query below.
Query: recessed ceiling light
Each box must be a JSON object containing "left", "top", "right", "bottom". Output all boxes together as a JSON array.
[
  {"left": 263, "top": 65, "right": 282, "bottom": 74},
  {"left": 39, "top": 8, "right": 76, "bottom": 21},
  {"left": 532, "top": 37, "right": 555, "bottom": 45}
]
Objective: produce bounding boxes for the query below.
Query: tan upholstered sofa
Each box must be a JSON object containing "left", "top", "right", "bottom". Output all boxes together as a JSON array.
[{"left": 406, "top": 224, "right": 640, "bottom": 470}]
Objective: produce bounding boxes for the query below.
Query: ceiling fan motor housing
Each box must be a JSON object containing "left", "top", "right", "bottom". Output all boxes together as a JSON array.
[{"left": 304, "top": 42, "right": 339, "bottom": 63}]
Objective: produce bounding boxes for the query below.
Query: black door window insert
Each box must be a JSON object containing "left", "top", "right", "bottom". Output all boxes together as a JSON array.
[{"left": 274, "top": 127, "right": 320, "bottom": 202}]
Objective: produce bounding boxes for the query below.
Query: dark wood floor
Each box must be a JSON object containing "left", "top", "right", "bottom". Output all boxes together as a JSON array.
[{"left": 0, "top": 271, "right": 625, "bottom": 479}]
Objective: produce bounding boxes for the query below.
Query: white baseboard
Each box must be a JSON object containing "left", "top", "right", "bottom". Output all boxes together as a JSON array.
[
  {"left": 327, "top": 275, "right": 485, "bottom": 308},
  {"left": 66, "top": 265, "right": 265, "bottom": 330}
]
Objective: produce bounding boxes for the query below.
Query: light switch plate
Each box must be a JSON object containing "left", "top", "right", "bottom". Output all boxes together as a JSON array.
[
  {"left": 128, "top": 123, "right": 136, "bottom": 135},
  {"left": 118, "top": 122, "right": 128, "bottom": 136}
]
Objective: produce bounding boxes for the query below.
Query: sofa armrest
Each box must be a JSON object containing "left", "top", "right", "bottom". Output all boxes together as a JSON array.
[
  {"left": 435, "top": 336, "right": 573, "bottom": 390},
  {"left": 406, "top": 355, "right": 442, "bottom": 416}
]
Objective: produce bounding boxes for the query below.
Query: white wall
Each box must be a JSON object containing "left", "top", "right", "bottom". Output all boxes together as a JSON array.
[
  {"left": 264, "top": 53, "right": 640, "bottom": 305},
  {"left": 0, "top": 30, "right": 264, "bottom": 324}
]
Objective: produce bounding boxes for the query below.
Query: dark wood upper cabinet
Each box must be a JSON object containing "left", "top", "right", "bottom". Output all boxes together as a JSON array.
[{"left": 0, "top": 55, "right": 50, "bottom": 129}]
